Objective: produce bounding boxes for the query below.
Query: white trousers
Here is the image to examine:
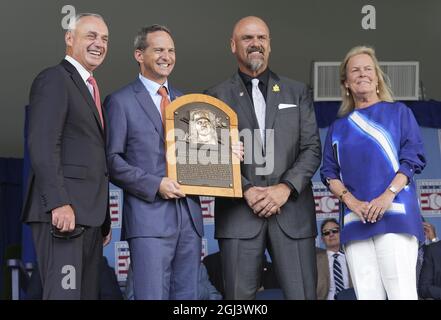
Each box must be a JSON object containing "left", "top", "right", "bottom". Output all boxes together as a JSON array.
[{"left": 344, "top": 233, "right": 418, "bottom": 300}]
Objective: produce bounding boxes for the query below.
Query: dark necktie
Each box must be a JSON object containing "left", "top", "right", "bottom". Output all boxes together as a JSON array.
[
  {"left": 333, "top": 252, "right": 344, "bottom": 299},
  {"left": 87, "top": 76, "right": 104, "bottom": 128},
  {"left": 157, "top": 86, "right": 171, "bottom": 126},
  {"left": 416, "top": 246, "right": 424, "bottom": 287}
]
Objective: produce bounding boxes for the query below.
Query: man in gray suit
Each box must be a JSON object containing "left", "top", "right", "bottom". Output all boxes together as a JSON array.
[{"left": 205, "top": 16, "right": 321, "bottom": 299}]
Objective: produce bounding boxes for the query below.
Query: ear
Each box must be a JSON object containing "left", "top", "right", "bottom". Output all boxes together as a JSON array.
[
  {"left": 230, "top": 38, "right": 236, "bottom": 54},
  {"left": 65, "top": 30, "right": 73, "bottom": 47},
  {"left": 134, "top": 49, "right": 143, "bottom": 64}
]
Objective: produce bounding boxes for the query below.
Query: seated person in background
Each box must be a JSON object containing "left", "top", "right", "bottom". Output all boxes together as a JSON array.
[
  {"left": 418, "top": 240, "right": 441, "bottom": 300},
  {"left": 202, "top": 252, "right": 223, "bottom": 296},
  {"left": 417, "top": 219, "right": 439, "bottom": 289},
  {"left": 423, "top": 221, "right": 439, "bottom": 245},
  {"left": 199, "top": 263, "right": 222, "bottom": 300},
  {"left": 316, "top": 218, "right": 353, "bottom": 300}
]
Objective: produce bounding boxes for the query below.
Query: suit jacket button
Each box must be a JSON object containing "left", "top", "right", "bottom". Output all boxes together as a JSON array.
[{"left": 104, "top": 172, "right": 109, "bottom": 177}]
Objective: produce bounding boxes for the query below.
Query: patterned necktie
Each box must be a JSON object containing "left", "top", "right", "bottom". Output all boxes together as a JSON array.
[
  {"left": 251, "top": 78, "right": 266, "bottom": 145},
  {"left": 87, "top": 76, "right": 104, "bottom": 128},
  {"left": 157, "top": 86, "right": 171, "bottom": 126},
  {"left": 333, "top": 252, "right": 344, "bottom": 299},
  {"left": 416, "top": 246, "right": 424, "bottom": 287}
]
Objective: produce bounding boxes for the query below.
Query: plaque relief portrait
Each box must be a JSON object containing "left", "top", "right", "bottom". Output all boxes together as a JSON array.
[{"left": 188, "top": 109, "right": 218, "bottom": 145}]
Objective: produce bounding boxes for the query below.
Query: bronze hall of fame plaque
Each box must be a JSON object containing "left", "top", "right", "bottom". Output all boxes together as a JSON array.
[{"left": 165, "top": 94, "right": 242, "bottom": 198}]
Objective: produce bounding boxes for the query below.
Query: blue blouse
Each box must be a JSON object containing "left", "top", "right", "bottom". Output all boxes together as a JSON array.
[{"left": 320, "top": 101, "right": 426, "bottom": 244}]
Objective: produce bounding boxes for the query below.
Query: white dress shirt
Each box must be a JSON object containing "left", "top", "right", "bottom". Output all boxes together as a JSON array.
[
  {"left": 64, "top": 55, "right": 94, "bottom": 97},
  {"left": 327, "top": 250, "right": 350, "bottom": 300},
  {"left": 138, "top": 74, "right": 170, "bottom": 120}
]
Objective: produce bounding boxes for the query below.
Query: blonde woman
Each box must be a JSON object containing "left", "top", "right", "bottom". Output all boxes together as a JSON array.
[{"left": 320, "top": 46, "right": 426, "bottom": 300}]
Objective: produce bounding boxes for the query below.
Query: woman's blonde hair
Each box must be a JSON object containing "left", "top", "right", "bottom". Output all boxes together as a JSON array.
[{"left": 338, "top": 45, "right": 394, "bottom": 116}]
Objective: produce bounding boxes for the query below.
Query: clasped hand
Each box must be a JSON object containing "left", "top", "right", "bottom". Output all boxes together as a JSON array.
[
  {"left": 244, "top": 184, "right": 291, "bottom": 218},
  {"left": 345, "top": 192, "right": 394, "bottom": 224}
]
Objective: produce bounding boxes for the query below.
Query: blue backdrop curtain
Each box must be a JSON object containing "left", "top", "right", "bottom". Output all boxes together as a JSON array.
[
  {"left": 0, "top": 158, "right": 23, "bottom": 295},
  {"left": 21, "top": 105, "right": 36, "bottom": 265}
]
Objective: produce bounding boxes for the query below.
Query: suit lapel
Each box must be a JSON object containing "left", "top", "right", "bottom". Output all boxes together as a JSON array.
[
  {"left": 265, "top": 71, "right": 282, "bottom": 131},
  {"left": 230, "top": 73, "right": 258, "bottom": 130},
  {"left": 169, "top": 86, "right": 181, "bottom": 101},
  {"left": 61, "top": 60, "right": 104, "bottom": 136},
  {"left": 229, "top": 73, "right": 268, "bottom": 150},
  {"left": 132, "top": 78, "right": 165, "bottom": 142}
]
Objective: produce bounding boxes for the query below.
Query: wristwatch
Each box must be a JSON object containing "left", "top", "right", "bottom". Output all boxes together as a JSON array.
[{"left": 388, "top": 185, "right": 398, "bottom": 195}]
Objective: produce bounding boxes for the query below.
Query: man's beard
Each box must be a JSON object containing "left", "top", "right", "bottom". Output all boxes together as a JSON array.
[
  {"left": 246, "top": 46, "right": 264, "bottom": 72},
  {"left": 247, "top": 59, "right": 264, "bottom": 72}
]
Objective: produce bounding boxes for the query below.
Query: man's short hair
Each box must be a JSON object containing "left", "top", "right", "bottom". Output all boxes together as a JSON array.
[
  {"left": 67, "top": 13, "right": 105, "bottom": 32},
  {"left": 134, "top": 24, "right": 172, "bottom": 51},
  {"left": 320, "top": 218, "right": 339, "bottom": 234}
]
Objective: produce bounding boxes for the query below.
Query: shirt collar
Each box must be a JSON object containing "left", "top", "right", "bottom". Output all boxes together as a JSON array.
[
  {"left": 138, "top": 74, "right": 169, "bottom": 97},
  {"left": 65, "top": 55, "right": 92, "bottom": 83},
  {"left": 238, "top": 67, "right": 270, "bottom": 86},
  {"left": 327, "top": 250, "right": 341, "bottom": 258}
]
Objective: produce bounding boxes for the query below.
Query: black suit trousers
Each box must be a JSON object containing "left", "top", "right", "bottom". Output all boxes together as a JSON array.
[{"left": 31, "top": 222, "right": 102, "bottom": 299}]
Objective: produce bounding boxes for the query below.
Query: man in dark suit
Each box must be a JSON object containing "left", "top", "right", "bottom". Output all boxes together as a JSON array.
[
  {"left": 419, "top": 235, "right": 441, "bottom": 299},
  {"left": 104, "top": 25, "right": 203, "bottom": 299},
  {"left": 22, "top": 13, "right": 111, "bottom": 299},
  {"left": 205, "top": 16, "right": 321, "bottom": 299},
  {"left": 417, "top": 219, "right": 439, "bottom": 291}
]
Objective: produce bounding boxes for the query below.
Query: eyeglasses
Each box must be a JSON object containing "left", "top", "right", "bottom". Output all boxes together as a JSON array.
[{"left": 322, "top": 228, "right": 340, "bottom": 236}]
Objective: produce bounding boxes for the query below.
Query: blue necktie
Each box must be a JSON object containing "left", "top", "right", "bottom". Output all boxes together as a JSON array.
[{"left": 333, "top": 253, "right": 344, "bottom": 299}]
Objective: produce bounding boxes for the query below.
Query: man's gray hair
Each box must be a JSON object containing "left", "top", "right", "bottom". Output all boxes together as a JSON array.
[{"left": 67, "top": 13, "right": 105, "bottom": 31}]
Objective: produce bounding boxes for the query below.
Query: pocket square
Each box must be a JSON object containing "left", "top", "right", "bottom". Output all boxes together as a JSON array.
[{"left": 278, "top": 103, "right": 297, "bottom": 110}]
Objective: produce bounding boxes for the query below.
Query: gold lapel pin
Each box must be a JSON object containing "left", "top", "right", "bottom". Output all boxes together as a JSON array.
[{"left": 272, "top": 84, "right": 280, "bottom": 92}]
